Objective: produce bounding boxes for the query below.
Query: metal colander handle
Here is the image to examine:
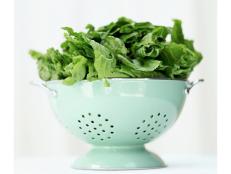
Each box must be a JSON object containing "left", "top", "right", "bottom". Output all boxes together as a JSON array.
[
  {"left": 30, "top": 81, "right": 57, "bottom": 97},
  {"left": 186, "top": 79, "right": 204, "bottom": 94}
]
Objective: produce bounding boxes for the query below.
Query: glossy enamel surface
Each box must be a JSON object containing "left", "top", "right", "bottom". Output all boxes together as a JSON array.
[{"left": 46, "top": 79, "right": 187, "bottom": 170}]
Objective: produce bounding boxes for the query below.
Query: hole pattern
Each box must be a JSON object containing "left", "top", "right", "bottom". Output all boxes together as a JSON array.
[
  {"left": 77, "top": 113, "right": 115, "bottom": 141},
  {"left": 134, "top": 112, "right": 170, "bottom": 141}
]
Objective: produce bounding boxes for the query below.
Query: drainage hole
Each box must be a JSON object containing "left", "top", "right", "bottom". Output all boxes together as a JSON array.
[
  {"left": 166, "top": 119, "right": 169, "bottom": 122},
  {"left": 102, "top": 130, "right": 106, "bottom": 132},
  {"left": 143, "top": 130, "right": 146, "bottom": 133},
  {"left": 97, "top": 114, "right": 101, "bottom": 117},
  {"left": 100, "top": 139, "right": 104, "bottom": 141},
  {"left": 79, "top": 127, "right": 82, "bottom": 129},
  {"left": 97, "top": 133, "right": 100, "bottom": 136},
  {"left": 88, "top": 113, "right": 91, "bottom": 116},
  {"left": 110, "top": 132, "right": 114, "bottom": 134},
  {"left": 86, "top": 124, "right": 89, "bottom": 127},
  {"left": 99, "top": 124, "right": 102, "bottom": 126},
  {"left": 91, "top": 121, "right": 94, "bottom": 123},
  {"left": 163, "top": 114, "right": 166, "bottom": 118},
  {"left": 135, "top": 132, "right": 138, "bottom": 135},
  {"left": 91, "top": 137, "right": 95, "bottom": 139},
  {"left": 88, "top": 130, "right": 91, "bottom": 133},
  {"left": 147, "top": 124, "right": 150, "bottom": 127},
  {"left": 137, "top": 127, "right": 140, "bottom": 130},
  {"left": 157, "top": 113, "right": 160, "bottom": 116},
  {"left": 107, "top": 137, "right": 111, "bottom": 139},
  {"left": 136, "top": 137, "right": 140, "bottom": 139},
  {"left": 105, "top": 119, "right": 109, "bottom": 122},
  {"left": 78, "top": 120, "right": 81, "bottom": 123},
  {"left": 158, "top": 124, "right": 161, "bottom": 127},
  {"left": 110, "top": 125, "right": 114, "bottom": 128},
  {"left": 150, "top": 115, "right": 153, "bottom": 118},
  {"left": 147, "top": 133, "right": 151, "bottom": 136},
  {"left": 83, "top": 132, "right": 86, "bottom": 135},
  {"left": 151, "top": 127, "right": 154, "bottom": 130},
  {"left": 142, "top": 120, "right": 146, "bottom": 123},
  {"left": 93, "top": 127, "right": 97, "bottom": 130},
  {"left": 82, "top": 115, "right": 85, "bottom": 118},
  {"left": 155, "top": 121, "right": 158, "bottom": 124}
]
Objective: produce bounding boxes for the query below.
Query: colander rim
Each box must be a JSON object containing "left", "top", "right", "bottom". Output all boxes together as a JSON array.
[{"left": 45, "top": 78, "right": 187, "bottom": 85}]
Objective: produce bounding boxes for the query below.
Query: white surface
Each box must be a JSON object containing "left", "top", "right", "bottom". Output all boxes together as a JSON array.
[
  {"left": 15, "top": 155, "right": 216, "bottom": 174},
  {"left": 15, "top": 0, "right": 216, "bottom": 157}
]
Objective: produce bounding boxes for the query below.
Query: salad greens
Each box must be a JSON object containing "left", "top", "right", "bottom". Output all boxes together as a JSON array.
[{"left": 29, "top": 17, "right": 202, "bottom": 85}]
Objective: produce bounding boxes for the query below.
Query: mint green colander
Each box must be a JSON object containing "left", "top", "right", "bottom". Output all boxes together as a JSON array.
[{"left": 33, "top": 78, "right": 203, "bottom": 170}]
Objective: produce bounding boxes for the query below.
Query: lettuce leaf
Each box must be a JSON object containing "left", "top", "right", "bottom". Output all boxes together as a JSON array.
[{"left": 29, "top": 17, "right": 203, "bottom": 84}]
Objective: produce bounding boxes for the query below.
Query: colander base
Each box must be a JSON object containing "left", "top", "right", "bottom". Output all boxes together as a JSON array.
[{"left": 72, "top": 145, "right": 166, "bottom": 170}]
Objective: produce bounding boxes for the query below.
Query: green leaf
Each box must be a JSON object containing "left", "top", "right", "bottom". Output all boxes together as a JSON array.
[
  {"left": 29, "top": 17, "right": 203, "bottom": 85},
  {"left": 171, "top": 19, "right": 184, "bottom": 44},
  {"left": 118, "top": 55, "right": 161, "bottom": 71},
  {"left": 62, "top": 27, "right": 75, "bottom": 35},
  {"left": 86, "top": 61, "right": 98, "bottom": 81},
  {"left": 184, "top": 39, "right": 195, "bottom": 51},
  {"left": 63, "top": 55, "right": 88, "bottom": 85},
  {"left": 90, "top": 40, "right": 116, "bottom": 79},
  {"left": 160, "top": 42, "right": 202, "bottom": 79},
  {"left": 103, "top": 79, "right": 110, "bottom": 87},
  {"left": 29, "top": 50, "right": 44, "bottom": 60},
  {"left": 102, "top": 36, "right": 128, "bottom": 55}
]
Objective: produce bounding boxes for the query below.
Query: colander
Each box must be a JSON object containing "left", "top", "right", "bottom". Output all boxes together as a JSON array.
[{"left": 32, "top": 78, "right": 203, "bottom": 170}]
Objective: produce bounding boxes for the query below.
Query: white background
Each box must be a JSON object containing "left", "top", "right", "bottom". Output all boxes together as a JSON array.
[
  {"left": 4, "top": 0, "right": 231, "bottom": 173},
  {"left": 15, "top": 0, "right": 216, "bottom": 158}
]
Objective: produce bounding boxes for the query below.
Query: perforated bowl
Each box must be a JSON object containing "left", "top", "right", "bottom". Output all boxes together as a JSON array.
[{"left": 40, "top": 78, "right": 203, "bottom": 170}]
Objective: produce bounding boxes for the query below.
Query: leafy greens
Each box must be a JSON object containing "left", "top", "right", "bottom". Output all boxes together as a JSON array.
[{"left": 29, "top": 17, "right": 202, "bottom": 85}]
